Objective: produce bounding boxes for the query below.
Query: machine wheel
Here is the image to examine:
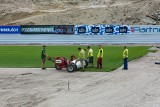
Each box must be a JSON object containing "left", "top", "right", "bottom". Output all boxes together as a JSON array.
[
  {"left": 84, "top": 60, "right": 89, "bottom": 68},
  {"left": 155, "top": 62, "right": 160, "bottom": 65},
  {"left": 67, "top": 64, "right": 76, "bottom": 72},
  {"left": 70, "top": 62, "right": 77, "bottom": 70},
  {"left": 55, "top": 66, "right": 62, "bottom": 70}
]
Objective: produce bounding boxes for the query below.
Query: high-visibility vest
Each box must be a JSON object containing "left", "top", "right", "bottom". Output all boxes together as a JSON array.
[
  {"left": 123, "top": 49, "right": 128, "bottom": 58},
  {"left": 88, "top": 49, "right": 93, "bottom": 57},
  {"left": 79, "top": 49, "right": 85, "bottom": 58},
  {"left": 97, "top": 48, "right": 103, "bottom": 58}
]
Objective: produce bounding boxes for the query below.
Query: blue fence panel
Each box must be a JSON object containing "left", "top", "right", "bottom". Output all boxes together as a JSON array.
[{"left": 0, "top": 26, "right": 20, "bottom": 34}]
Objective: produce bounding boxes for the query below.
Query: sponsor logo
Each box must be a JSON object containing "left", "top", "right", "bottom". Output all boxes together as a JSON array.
[
  {"left": 131, "top": 26, "right": 160, "bottom": 33},
  {"left": 0, "top": 26, "right": 20, "bottom": 34},
  {"left": 119, "top": 26, "right": 128, "bottom": 33},
  {"left": 75, "top": 25, "right": 130, "bottom": 35},
  {"left": 55, "top": 60, "right": 62, "bottom": 63},
  {"left": 21, "top": 25, "right": 74, "bottom": 34},
  {"left": 105, "top": 27, "right": 114, "bottom": 33},
  {"left": 78, "top": 27, "right": 86, "bottom": 33},
  {"left": 91, "top": 27, "right": 100, "bottom": 33},
  {"left": 21, "top": 25, "right": 54, "bottom": 34},
  {"left": 54, "top": 25, "right": 74, "bottom": 34}
]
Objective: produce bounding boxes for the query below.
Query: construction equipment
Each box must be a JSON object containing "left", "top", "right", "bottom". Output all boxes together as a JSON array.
[{"left": 48, "top": 56, "right": 88, "bottom": 72}]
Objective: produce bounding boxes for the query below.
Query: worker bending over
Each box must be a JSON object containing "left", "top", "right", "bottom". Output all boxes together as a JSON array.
[{"left": 76, "top": 47, "right": 85, "bottom": 71}]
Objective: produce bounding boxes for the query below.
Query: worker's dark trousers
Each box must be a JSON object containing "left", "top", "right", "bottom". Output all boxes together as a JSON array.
[
  {"left": 123, "top": 58, "right": 128, "bottom": 69},
  {"left": 97, "top": 58, "right": 102, "bottom": 68}
]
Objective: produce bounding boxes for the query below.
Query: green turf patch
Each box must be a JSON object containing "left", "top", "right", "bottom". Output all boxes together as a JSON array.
[
  {"left": 0, "top": 45, "right": 151, "bottom": 72},
  {"left": 148, "top": 50, "right": 158, "bottom": 53}
]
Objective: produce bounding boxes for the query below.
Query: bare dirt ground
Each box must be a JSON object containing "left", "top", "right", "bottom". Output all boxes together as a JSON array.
[
  {"left": 0, "top": 48, "right": 160, "bottom": 107},
  {"left": 0, "top": 0, "right": 160, "bottom": 25}
]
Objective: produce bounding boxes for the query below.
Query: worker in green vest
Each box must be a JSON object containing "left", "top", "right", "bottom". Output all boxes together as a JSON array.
[
  {"left": 41, "top": 45, "right": 49, "bottom": 70},
  {"left": 123, "top": 46, "right": 128, "bottom": 70},
  {"left": 97, "top": 45, "right": 103, "bottom": 69},
  {"left": 76, "top": 47, "right": 85, "bottom": 71}
]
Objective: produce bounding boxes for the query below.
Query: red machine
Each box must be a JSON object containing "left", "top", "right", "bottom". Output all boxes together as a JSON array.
[{"left": 54, "top": 57, "right": 68, "bottom": 70}]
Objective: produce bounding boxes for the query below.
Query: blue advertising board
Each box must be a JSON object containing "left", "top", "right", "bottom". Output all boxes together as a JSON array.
[
  {"left": 74, "top": 25, "right": 131, "bottom": 35},
  {"left": 74, "top": 25, "right": 105, "bottom": 35},
  {"left": 107, "top": 25, "right": 131, "bottom": 35},
  {"left": 0, "top": 26, "right": 20, "bottom": 34}
]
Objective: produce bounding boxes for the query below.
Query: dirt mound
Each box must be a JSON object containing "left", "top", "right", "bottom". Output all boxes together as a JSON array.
[{"left": 0, "top": 0, "right": 159, "bottom": 25}]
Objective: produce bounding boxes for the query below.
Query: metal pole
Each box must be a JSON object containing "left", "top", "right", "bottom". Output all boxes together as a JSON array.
[{"left": 68, "top": 80, "right": 69, "bottom": 90}]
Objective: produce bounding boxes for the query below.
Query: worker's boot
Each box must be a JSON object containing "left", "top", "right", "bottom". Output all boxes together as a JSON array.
[{"left": 42, "top": 68, "right": 47, "bottom": 70}]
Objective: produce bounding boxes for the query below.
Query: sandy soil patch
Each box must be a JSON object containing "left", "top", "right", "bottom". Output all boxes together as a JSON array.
[{"left": 0, "top": 49, "right": 160, "bottom": 107}]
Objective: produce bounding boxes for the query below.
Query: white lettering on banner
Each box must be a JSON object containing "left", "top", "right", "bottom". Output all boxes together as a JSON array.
[
  {"left": 55, "top": 29, "right": 64, "bottom": 33},
  {"left": 22, "top": 28, "right": 54, "bottom": 32},
  {"left": 0, "top": 28, "right": 18, "bottom": 32},
  {"left": 132, "top": 27, "right": 160, "bottom": 33}
]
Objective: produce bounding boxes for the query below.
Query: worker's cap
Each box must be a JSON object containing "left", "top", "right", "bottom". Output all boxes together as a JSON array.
[
  {"left": 87, "top": 46, "right": 90, "bottom": 49},
  {"left": 77, "top": 47, "right": 81, "bottom": 50}
]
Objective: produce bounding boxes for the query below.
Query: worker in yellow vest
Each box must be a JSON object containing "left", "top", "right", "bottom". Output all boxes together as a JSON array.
[
  {"left": 76, "top": 47, "right": 85, "bottom": 71},
  {"left": 97, "top": 45, "right": 103, "bottom": 69},
  {"left": 87, "top": 46, "right": 94, "bottom": 67},
  {"left": 123, "top": 46, "right": 128, "bottom": 70}
]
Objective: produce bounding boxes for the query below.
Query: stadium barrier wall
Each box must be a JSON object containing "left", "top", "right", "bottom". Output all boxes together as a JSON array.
[{"left": 0, "top": 25, "right": 160, "bottom": 35}]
